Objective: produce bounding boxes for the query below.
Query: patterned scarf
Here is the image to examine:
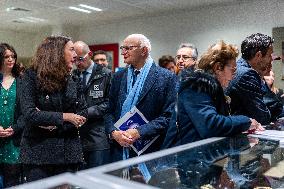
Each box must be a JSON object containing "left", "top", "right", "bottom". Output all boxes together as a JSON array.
[
  {"left": 120, "top": 57, "right": 153, "bottom": 118},
  {"left": 120, "top": 57, "right": 153, "bottom": 182}
]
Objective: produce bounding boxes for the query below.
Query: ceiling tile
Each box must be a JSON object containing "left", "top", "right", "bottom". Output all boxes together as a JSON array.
[{"left": 0, "top": 0, "right": 264, "bottom": 32}]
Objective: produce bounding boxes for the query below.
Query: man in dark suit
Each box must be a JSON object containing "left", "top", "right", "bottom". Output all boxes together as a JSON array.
[
  {"left": 74, "top": 41, "right": 112, "bottom": 168},
  {"left": 226, "top": 33, "right": 274, "bottom": 124},
  {"left": 105, "top": 34, "right": 177, "bottom": 162}
]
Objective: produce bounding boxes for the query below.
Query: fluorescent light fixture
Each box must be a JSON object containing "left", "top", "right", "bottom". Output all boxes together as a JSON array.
[
  {"left": 79, "top": 4, "right": 102, "bottom": 11},
  {"left": 26, "top": 16, "right": 45, "bottom": 22},
  {"left": 19, "top": 17, "right": 37, "bottom": 23},
  {"left": 6, "top": 7, "right": 15, "bottom": 11},
  {"left": 69, "top": 6, "right": 91, "bottom": 13}
]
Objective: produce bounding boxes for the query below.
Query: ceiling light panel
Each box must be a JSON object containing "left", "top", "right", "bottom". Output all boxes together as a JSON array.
[
  {"left": 19, "top": 17, "right": 37, "bottom": 23},
  {"left": 6, "top": 7, "right": 15, "bottom": 11},
  {"left": 4, "top": 0, "right": 57, "bottom": 13},
  {"left": 79, "top": 4, "right": 102, "bottom": 11},
  {"left": 69, "top": 6, "right": 91, "bottom": 13},
  {"left": 26, "top": 16, "right": 46, "bottom": 22}
]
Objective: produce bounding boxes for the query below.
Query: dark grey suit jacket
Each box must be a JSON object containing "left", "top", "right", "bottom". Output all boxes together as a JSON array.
[{"left": 226, "top": 58, "right": 271, "bottom": 124}]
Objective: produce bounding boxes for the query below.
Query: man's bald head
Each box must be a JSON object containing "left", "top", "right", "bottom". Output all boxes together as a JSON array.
[
  {"left": 74, "top": 41, "right": 92, "bottom": 71},
  {"left": 74, "top": 41, "right": 90, "bottom": 55}
]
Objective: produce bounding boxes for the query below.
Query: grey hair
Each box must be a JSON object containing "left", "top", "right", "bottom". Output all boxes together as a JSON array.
[
  {"left": 179, "top": 43, "right": 198, "bottom": 60},
  {"left": 127, "top": 34, "right": 151, "bottom": 53},
  {"left": 74, "top": 41, "right": 90, "bottom": 54}
]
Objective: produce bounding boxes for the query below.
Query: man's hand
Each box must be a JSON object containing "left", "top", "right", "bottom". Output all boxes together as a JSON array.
[
  {"left": 125, "top": 129, "right": 140, "bottom": 142},
  {"left": 112, "top": 130, "right": 133, "bottom": 147},
  {"left": 248, "top": 118, "right": 265, "bottom": 133}
]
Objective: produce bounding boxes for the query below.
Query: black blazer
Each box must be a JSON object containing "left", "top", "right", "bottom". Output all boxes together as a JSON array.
[
  {"left": 20, "top": 69, "right": 88, "bottom": 164},
  {"left": 12, "top": 77, "right": 25, "bottom": 146}
]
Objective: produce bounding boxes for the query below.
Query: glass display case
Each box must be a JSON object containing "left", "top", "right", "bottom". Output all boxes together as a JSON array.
[
  {"left": 11, "top": 121, "right": 284, "bottom": 189},
  {"left": 9, "top": 172, "right": 134, "bottom": 189},
  {"left": 80, "top": 136, "right": 284, "bottom": 189}
]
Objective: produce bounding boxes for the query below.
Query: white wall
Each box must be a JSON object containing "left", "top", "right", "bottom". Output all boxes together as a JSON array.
[
  {"left": 0, "top": 30, "right": 37, "bottom": 58},
  {"left": 76, "top": 0, "right": 284, "bottom": 86},
  {"left": 0, "top": 24, "right": 79, "bottom": 60},
  {"left": 0, "top": 27, "right": 52, "bottom": 58}
]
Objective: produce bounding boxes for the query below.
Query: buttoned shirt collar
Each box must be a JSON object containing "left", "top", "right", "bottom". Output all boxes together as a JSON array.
[{"left": 85, "top": 61, "right": 95, "bottom": 74}]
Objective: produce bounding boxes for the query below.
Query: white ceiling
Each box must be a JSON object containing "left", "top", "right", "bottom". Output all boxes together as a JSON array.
[{"left": 0, "top": 0, "right": 249, "bottom": 32}]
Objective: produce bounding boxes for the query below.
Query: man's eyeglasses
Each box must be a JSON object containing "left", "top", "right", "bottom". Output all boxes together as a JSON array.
[
  {"left": 77, "top": 53, "right": 88, "bottom": 62},
  {"left": 119, "top": 45, "right": 140, "bottom": 51},
  {"left": 175, "top": 55, "right": 195, "bottom": 62}
]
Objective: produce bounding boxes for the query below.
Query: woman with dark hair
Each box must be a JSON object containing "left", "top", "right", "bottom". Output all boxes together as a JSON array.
[
  {"left": 0, "top": 43, "right": 23, "bottom": 187},
  {"left": 163, "top": 41, "right": 264, "bottom": 148},
  {"left": 20, "top": 36, "right": 87, "bottom": 182}
]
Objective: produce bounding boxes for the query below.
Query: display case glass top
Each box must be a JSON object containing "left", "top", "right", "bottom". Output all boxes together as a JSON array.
[{"left": 91, "top": 135, "right": 284, "bottom": 189}]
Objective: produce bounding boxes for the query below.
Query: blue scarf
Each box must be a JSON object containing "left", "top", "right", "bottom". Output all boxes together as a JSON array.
[
  {"left": 120, "top": 57, "right": 153, "bottom": 118},
  {"left": 121, "top": 57, "right": 153, "bottom": 182}
]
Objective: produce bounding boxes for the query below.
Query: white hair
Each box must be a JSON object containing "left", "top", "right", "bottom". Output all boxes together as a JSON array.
[{"left": 127, "top": 34, "right": 151, "bottom": 53}]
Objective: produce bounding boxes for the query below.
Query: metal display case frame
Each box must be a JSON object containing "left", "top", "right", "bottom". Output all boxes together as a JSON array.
[{"left": 10, "top": 172, "right": 142, "bottom": 189}]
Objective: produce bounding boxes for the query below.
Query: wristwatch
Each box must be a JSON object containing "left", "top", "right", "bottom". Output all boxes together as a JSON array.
[{"left": 108, "top": 130, "right": 116, "bottom": 140}]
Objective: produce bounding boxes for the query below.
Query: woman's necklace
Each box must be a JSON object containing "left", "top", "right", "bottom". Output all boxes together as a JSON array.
[
  {"left": 3, "top": 95, "right": 8, "bottom": 105},
  {"left": 2, "top": 75, "right": 14, "bottom": 106},
  {"left": 2, "top": 85, "right": 10, "bottom": 106}
]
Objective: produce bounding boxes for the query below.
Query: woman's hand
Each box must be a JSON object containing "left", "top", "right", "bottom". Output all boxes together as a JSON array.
[
  {"left": 0, "top": 126, "right": 14, "bottom": 137},
  {"left": 63, "top": 113, "right": 86, "bottom": 128}
]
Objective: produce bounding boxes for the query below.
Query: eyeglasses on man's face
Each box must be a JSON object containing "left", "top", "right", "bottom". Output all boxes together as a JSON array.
[
  {"left": 119, "top": 45, "right": 140, "bottom": 51},
  {"left": 77, "top": 53, "right": 88, "bottom": 62},
  {"left": 175, "top": 55, "right": 195, "bottom": 62}
]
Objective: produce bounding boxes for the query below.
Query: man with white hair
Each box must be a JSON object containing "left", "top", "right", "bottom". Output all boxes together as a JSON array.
[{"left": 104, "top": 34, "right": 177, "bottom": 162}]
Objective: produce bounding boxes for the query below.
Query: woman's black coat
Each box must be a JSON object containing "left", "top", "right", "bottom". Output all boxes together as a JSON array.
[{"left": 20, "top": 69, "right": 88, "bottom": 165}]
